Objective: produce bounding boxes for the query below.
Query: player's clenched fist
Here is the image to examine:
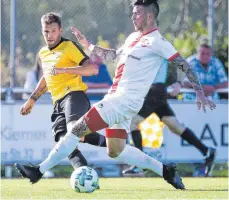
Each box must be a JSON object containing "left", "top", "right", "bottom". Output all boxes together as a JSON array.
[{"left": 20, "top": 98, "right": 35, "bottom": 115}]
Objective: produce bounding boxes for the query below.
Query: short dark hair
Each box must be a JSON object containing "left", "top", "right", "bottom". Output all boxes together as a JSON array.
[
  {"left": 41, "top": 12, "right": 62, "bottom": 27},
  {"left": 132, "top": 0, "right": 160, "bottom": 18}
]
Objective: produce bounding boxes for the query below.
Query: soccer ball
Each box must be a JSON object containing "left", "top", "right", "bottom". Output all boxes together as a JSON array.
[{"left": 70, "top": 166, "right": 99, "bottom": 193}]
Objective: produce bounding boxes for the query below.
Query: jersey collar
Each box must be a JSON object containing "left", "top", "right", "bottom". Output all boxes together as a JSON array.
[{"left": 140, "top": 28, "right": 158, "bottom": 36}]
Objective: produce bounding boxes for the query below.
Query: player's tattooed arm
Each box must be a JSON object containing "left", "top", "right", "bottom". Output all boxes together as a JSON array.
[
  {"left": 20, "top": 76, "right": 47, "bottom": 115},
  {"left": 29, "top": 76, "right": 48, "bottom": 101},
  {"left": 91, "top": 46, "right": 123, "bottom": 61},
  {"left": 171, "top": 55, "right": 202, "bottom": 91},
  {"left": 170, "top": 55, "right": 216, "bottom": 112},
  {"left": 71, "top": 27, "right": 122, "bottom": 61}
]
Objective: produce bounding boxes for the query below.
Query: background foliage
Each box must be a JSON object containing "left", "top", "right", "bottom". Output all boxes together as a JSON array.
[{"left": 1, "top": 0, "right": 228, "bottom": 86}]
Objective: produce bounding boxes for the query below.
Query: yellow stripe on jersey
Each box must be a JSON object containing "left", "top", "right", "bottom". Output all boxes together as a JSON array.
[{"left": 39, "top": 38, "right": 89, "bottom": 104}]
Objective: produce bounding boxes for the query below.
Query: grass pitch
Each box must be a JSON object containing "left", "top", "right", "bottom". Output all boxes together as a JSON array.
[{"left": 1, "top": 177, "right": 228, "bottom": 199}]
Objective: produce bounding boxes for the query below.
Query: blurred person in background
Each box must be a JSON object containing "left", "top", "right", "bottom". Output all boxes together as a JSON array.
[
  {"left": 82, "top": 54, "right": 112, "bottom": 89},
  {"left": 183, "top": 43, "right": 228, "bottom": 100}
]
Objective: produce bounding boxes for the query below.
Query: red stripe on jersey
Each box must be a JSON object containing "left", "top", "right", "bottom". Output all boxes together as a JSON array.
[
  {"left": 128, "top": 38, "right": 140, "bottom": 48},
  {"left": 128, "top": 28, "right": 158, "bottom": 48},
  {"left": 141, "top": 28, "right": 158, "bottom": 36},
  {"left": 110, "top": 63, "right": 125, "bottom": 93},
  {"left": 168, "top": 52, "right": 180, "bottom": 61},
  {"left": 105, "top": 129, "right": 127, "bottom": 139}
]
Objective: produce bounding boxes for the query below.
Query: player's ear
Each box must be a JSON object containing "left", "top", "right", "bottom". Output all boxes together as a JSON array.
[{"left": 60, "top": 27, "right": 63, "bottom": 34}]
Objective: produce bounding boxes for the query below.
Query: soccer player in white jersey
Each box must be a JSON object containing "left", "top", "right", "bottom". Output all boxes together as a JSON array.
[{"left": 15, "top": 0, "right": 215, "bottom": 189}]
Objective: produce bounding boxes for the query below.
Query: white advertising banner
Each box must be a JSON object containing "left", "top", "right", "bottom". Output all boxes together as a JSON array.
[
  {"left": 1, "top": 103, "right": 118, "bottom": 165},
  {"left": 163, "top": 102, "right": 228, "bottom": 162},
  {"left": 1, "top": 102, "right": 228, "bottom": 164}
]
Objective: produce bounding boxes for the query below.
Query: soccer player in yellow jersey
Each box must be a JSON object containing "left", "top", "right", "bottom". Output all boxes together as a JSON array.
[{"left": 19, "top": 12, "right": 98, "bottom": 169}]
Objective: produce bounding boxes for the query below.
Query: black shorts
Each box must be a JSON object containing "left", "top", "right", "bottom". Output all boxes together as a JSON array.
[
  {"left": 51, "top": 91, "right": 90, "bottom": 142},
  {"left": 138, "top": 83, "right": 175, "bottom": 120}
]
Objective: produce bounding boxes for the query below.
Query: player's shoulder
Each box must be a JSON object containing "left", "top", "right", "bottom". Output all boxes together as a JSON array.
[
  {"left": 38, "top": 45, "right": 48, "bottom": 53},
  {"left": 63, "top": 38, "right": 84, "bottom": 51},
  {"left": 153, "top": 31, "right": 170, "bottom": 44},
  {"left": 38, "top": 46, "right": 48, "bottom": 58}
]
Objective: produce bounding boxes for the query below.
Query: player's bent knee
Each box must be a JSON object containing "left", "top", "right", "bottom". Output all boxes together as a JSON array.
[{"left": 105, "top": 129, "right": 127, "bottom": 158}]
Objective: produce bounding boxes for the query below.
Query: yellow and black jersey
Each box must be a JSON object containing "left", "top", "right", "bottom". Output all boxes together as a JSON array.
[{"left": 38, "top": 37, "right": 89, "bottom": 104}]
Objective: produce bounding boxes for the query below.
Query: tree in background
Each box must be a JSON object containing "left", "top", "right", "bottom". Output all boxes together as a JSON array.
[{"left": 1, "top": 0, "right": 228, "bottom": 86}]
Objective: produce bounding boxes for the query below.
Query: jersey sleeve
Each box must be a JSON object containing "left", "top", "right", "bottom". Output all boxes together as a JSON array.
[
  {"left": 153, "top": 37, "right": 180, "bottom": 61},
  {"left": 68, "top": 41, "right": 89, "bottom": 66}
]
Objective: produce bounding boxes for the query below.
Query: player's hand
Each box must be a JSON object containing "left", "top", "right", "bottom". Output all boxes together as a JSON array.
[
  {"left": 168, "top": 82, "right": 181, "bottom": 97},
  {"left": 20, "top": 98, "right": 35, "bottom": 115},
  {"left": 71, "top": 27, "right": 90, "bottom": 49},
  {"left": 196, "top": 90, "right": 216, "bottom": 113}
]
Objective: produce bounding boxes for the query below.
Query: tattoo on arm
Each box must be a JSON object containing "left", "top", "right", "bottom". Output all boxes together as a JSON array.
[
  {"left": 30, "top": 86, "right": 47, "bottom": 101},
  {"left": 171, "top": 55, "right": 202, "bottom": 91},
  {"left": 92, "top": 46, "right": 120, "bottom": 61},
  {"left": 30, "top": 77, "right": 48, "bottom": 101}
]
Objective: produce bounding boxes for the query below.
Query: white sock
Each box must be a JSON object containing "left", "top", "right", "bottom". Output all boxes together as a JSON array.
[
  {"left": 114, "top": 145, "right": 163, "bottom": 176},
  {"left": 39, "top": 133, "right": 80, "bottom": 174}
]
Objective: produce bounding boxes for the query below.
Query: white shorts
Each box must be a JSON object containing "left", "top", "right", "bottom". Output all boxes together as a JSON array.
[{"left": 93, "top": 94, "right": 140, "bottom": 133}]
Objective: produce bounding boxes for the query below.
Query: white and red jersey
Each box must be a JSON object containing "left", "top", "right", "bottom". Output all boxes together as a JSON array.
[{"left": 107, "top": 29, "right": 179, "bottom": 112}]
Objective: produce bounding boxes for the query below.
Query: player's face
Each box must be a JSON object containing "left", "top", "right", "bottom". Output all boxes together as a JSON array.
[
  {"left": 42, "top": 23, "right": 63, "bottom": 48},
  {"left": 198, "top": 47, "right": 211, "bottom": 65},
  {"left": 131, "top": 6, "right": 148, "bottom": 32}
]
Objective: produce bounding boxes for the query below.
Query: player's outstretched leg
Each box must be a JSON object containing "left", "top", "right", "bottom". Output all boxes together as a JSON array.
[
  {"left": 106, "top": 129, "right": 185, "bottom": 190},
  {"left": 14, "top": 107, "right": 109, "bottom": 184},
  {"left": 162, "top": 116, "right": 216, "bottom": 176},
  {"left": 122, "top": 130, "right": 143, "bottom": 175},
  {"left": 178, "top": 128, "right": 216, "bottom": 176}
]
